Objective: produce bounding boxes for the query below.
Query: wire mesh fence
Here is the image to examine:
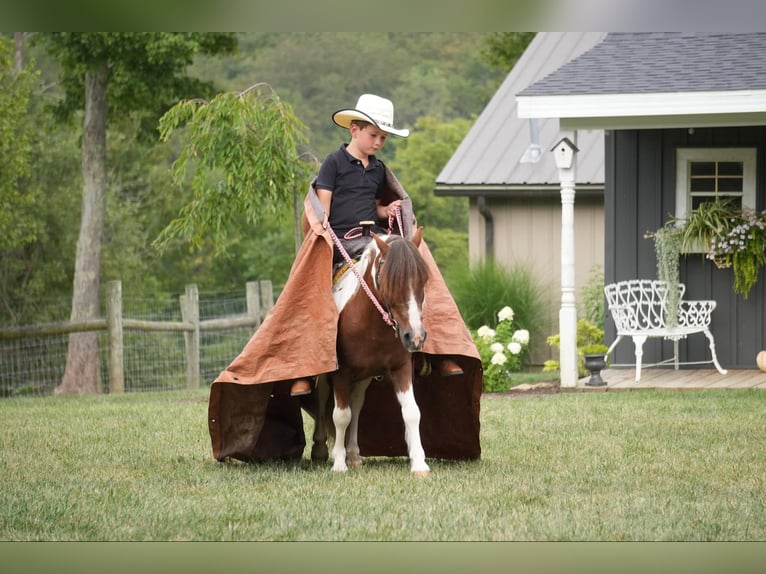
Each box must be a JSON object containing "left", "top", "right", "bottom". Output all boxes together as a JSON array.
[{"left": 0, "top": 282, "right": 276, "bottom": 398}]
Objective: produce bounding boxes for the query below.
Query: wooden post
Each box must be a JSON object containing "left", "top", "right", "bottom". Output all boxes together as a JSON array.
[
  {"left": 245, "top": 281, "right": 261, "bottom": 334},
  {"left": 181, "top": 284, "right": 200, "bottom": 389},
  {"left": 260, "top": 280, "right": 274, "bottom": 315},
  {"left": 106, "top": 280, "right": 125, "bottom": 393}
]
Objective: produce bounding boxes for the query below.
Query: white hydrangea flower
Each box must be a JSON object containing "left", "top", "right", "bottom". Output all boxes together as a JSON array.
[
  {"left": 490, "top": 342, "right": 504, "bottom": 353},
  {"left": 512, "top": 329, "right": 530, "bottom": 345},
  {"left": 477, "top": 325, "right": 495, "bottom": 339},
  {"left": 507, "top": 341, "right": 522, "bottom": 355},
  {"left": 491, "top": 351, "right": 507, "bottom": 365},
  {"left": 497, "top": 306, "right": 514, "bottom": 322}
]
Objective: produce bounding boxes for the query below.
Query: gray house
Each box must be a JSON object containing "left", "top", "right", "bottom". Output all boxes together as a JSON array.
[
  {"left": 517, "top": 32, "right": 766, "bottom": 384},
  {"left": 435, "top": 32, "right": 606, "bottom": 363}
]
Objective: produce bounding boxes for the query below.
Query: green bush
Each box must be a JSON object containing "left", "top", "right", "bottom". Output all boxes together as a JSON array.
[
  {"left": 447, "top": 258, "right": 547, "bottom": 338},
  {"left": 579, "top": 263, "right": 605, "bottom": 330},
  {"left": 543, "top": 318, "right": 607, "bottom": 377}
]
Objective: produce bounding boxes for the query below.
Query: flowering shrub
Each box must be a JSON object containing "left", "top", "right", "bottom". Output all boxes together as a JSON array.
[
  {"left": 472, "top": 306, "right": 530, "bottom": 392},
  {"left": 707, "top": 209, "right": 766, "bottom": 298},
  {"left": 654, "top": 202, "right": 766, "bottom": 300}
]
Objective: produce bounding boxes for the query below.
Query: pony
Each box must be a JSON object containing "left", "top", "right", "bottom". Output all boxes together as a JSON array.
[{"left": 311, "top": 228, "right": 431, "bottom": 476}]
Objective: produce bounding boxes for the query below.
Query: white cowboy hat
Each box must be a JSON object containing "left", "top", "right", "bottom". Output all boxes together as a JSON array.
[{"left": 332, "top": 94, "right": 409, "bottom": 138}]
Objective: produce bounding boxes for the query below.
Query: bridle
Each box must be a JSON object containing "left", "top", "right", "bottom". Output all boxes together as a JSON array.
[{"left": 325, "top": 207, "right": 407, "bottom": 333}]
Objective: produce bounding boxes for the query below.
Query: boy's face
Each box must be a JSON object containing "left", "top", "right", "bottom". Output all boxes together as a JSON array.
[{"left": 351, "top": 123, "right": 388, "bottom": 155}]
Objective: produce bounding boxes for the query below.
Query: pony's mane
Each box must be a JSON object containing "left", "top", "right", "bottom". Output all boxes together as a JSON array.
[{"left": 376, "top": 236, "right": 429, "bottom": 301}]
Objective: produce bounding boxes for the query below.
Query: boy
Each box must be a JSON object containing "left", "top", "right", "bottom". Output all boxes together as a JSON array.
[{"left": 317, "top": 93, "right": 407, "bottom": 263}]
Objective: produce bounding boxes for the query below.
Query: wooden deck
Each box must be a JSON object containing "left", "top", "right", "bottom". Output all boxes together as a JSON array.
[{"left": 573, "top": 367, "right": 766, "bottom": 392}]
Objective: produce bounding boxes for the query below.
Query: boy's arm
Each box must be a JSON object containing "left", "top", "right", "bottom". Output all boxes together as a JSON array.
[
  {"left": 376, "top": 198, "right": 403, "bottom": 220},
  {"left": 316, "top": 187, "right": 332, "bottom": 227}
]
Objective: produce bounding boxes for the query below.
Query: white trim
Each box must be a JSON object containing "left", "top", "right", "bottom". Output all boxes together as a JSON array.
[
  {"left": 517, "top": 90, "right": 766, "bottom": 120},
  {"left": 557, "top": 113, "right": 766, "bottom": 131},
  {"left": 675, "top": 147, "right": 757, "bottom": 217}
]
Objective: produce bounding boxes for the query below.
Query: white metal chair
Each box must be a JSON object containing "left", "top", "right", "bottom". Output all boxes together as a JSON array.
[{"left": 604, "top": 279, "right": 728, "bottom": 381}]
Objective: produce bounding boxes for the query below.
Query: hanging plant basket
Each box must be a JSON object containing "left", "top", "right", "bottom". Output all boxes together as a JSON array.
[{"left": 651, "top": 200, "right": 766, "bottom": 300}]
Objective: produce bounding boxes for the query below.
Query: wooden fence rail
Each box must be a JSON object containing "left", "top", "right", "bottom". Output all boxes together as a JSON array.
[{"left": 0, "top": 280, "right": 274, "bottom": 393}]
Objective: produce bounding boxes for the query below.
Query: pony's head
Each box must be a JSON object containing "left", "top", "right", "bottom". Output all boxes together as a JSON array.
[{"left": 372, "top": 229, "right": 429, "bottom": 351}]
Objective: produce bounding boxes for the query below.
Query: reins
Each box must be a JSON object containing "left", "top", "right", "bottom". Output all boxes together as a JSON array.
[{"left": 325, "top": 205, "right": 406, "bottom": 331}]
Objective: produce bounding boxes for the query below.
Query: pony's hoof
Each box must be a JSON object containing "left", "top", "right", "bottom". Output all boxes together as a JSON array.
[
  {"left": 411, "top": 470, "right": 430, "bottom": 478},
  {"left": 311, "top": 444, "right": 329, "bottom": 462},
  {"left": 332, "top": 459, "right": 348, "bottom": 472}
]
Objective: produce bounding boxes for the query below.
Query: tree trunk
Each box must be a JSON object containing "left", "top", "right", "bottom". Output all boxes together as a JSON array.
[
  {"left": 55, "top": 65, "right": 108, "bottom": 395},
  {"left": 14, "top": 33, "right": 24, "bottom": 72}
]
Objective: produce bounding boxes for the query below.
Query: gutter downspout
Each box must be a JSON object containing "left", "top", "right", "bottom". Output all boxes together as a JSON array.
[{"left": 477, "top": 195, "right": 494, "bottom": 259}]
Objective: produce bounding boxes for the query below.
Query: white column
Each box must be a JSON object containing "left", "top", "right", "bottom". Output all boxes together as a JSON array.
[{"left": 554, "top": 133, "right": 579, "bottom": 388}]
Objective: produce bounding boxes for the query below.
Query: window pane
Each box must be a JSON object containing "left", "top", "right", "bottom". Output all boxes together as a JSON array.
[
  {"left": 691, "top": 196, "right": 715, "bottom": 210},
  {"left": 718, "top": 161, "right": 743, "bottom": 176},
  {"left": 718, "top": 178, "right": 744, "bottom": 192},
  {"left": 690, "top": 178, "right": 715, "bottom": 192},
  {"left": 690, "top": 162, "right": 716, "bottom": 176}
]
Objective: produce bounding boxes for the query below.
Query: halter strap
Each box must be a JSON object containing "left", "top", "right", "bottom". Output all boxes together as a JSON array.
[{"left": 326, "top": 221, "right": 396, "bottom": 330}]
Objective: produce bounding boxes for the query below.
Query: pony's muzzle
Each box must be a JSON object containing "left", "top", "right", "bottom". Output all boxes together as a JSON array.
[{"left": 401, "top": 328, "right": 427, "bottom": 352}]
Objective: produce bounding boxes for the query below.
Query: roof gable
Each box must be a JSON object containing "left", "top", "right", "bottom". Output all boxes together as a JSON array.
[
  {"left": 517, "top": 33, "right": 766, "bottom": 130},
  {"left": 520, "top": 33, "right": 766, "bottom": 97}
]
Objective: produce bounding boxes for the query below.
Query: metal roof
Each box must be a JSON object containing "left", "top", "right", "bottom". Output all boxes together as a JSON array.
[{"left": 435, "top": 32, "right": 606, "bottom": 195}]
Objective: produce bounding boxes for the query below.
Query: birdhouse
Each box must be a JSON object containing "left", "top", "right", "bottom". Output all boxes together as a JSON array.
[{"left": 551, "top": 137, "right": 578, "bottom": 169}]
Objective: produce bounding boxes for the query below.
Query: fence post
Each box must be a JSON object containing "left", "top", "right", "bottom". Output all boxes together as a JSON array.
[
  {"left": 245, "top": 281, "right": 261, "bottom": 334},
  {"left": 106, "top": 280, "right": 125, "bottom": 393},
  {"left": 181, "top": 284, "right": 200, "bottom": 389},
  {"left": 260, "top": 280, "right": 274, "bottom": 315}
]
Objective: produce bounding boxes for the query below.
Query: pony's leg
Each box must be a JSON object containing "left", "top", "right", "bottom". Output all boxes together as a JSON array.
[
  {"left": 345, "top": 377, "right": 372, "bottom": 468},
  {"left": 311, "top": 374, "right": 330, "bottom": 462},
  {"left": 395, "top": 385, "right": 430, "bottom": 476},
  {"left": 331, "top": 377, "right": 352, "bottom": 472}
]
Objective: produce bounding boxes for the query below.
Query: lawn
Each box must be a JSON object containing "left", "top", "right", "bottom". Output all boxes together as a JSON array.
[{"left": 1, "top": 387, "right": 765, "bottom": 542}]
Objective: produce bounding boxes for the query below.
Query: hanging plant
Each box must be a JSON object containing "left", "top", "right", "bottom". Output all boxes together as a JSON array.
[
  {"left": 707, "top": 209, "right": 766, "bottom": 298},
  {"left": 652, "top": 199, "right": 766, "bottom": 300},
  {"left": 653, "top": 223, "right": 684, "bottom": 327},
  {"left": 678, "top": 199, "right": 737, "bottom": 253}
]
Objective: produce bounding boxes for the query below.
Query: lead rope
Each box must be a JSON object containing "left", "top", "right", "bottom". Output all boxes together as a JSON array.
[
  {"left": 388, "top": 205, "right": 404, "bottom": 236},
  {"left": 325, "top": 218, "right": 397, "bottom": 330}
]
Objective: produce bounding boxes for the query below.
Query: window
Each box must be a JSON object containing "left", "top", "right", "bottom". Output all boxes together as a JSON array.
[{"left": 675, "top": 148, "right": 757, "bottom": 252}]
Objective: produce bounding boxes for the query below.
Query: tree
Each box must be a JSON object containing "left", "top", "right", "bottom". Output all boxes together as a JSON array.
[
  {"left": 154, "top": 82, "right": 312, "bottom": 257},
  {"left": 34, "top": 33, "right": 237, "bottom": 395},
  {"left": 481, "top": 32, "right": 536, "bottom": 71},
  {"left": 389, "top": 115, "right": 472, "bottom": 230},
  {"left": 0, "top": 36, "right": 38, "bottom": 252}
]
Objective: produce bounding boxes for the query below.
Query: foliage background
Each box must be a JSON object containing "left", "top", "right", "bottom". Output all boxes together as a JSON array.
[{"left": 0, "top": 32, "right": 533, "bottom": 326}]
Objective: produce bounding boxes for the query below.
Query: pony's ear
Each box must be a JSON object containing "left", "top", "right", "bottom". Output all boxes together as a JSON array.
[
  {"left": 411, "top": 227, "right": 424, "bottom": 248},
  {"left": 372, "top": 232, "right": 389, "bottom": 255}
]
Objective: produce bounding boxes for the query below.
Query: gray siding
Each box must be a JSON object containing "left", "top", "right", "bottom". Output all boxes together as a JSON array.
[{"left": 605, "top": 127, "right": 766, "bottom": 369}]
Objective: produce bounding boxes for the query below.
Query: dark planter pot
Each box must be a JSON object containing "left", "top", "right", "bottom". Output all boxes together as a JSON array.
[{"left": 583, "top": 354, "right": 607, "bottom": 387}]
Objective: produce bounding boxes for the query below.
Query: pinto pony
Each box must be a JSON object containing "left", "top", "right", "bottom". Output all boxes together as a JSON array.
[{"left": 312, "top": 229, "right": 431, "bottom": 475}]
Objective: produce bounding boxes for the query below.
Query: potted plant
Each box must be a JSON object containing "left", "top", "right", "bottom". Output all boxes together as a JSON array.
[
  {"left": 544, "top": 319, "right": 608, "bottom": 383},
  {"left": 580, "top": 343, "right": 609, "bottom": 387}
]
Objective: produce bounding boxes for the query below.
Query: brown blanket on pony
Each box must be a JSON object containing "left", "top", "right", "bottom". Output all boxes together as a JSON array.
[{"left": 208, "top": 166, "right": 482, "bottom": 463}]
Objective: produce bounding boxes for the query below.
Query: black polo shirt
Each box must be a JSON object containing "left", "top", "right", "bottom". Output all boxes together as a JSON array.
[{"left": 315, "top": 144, "right": 387, "bottom": 235}]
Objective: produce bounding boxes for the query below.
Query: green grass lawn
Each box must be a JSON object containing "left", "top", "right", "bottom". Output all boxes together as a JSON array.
[{"left": 1, "top": 387, "right": 764, "bottom": 541}]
